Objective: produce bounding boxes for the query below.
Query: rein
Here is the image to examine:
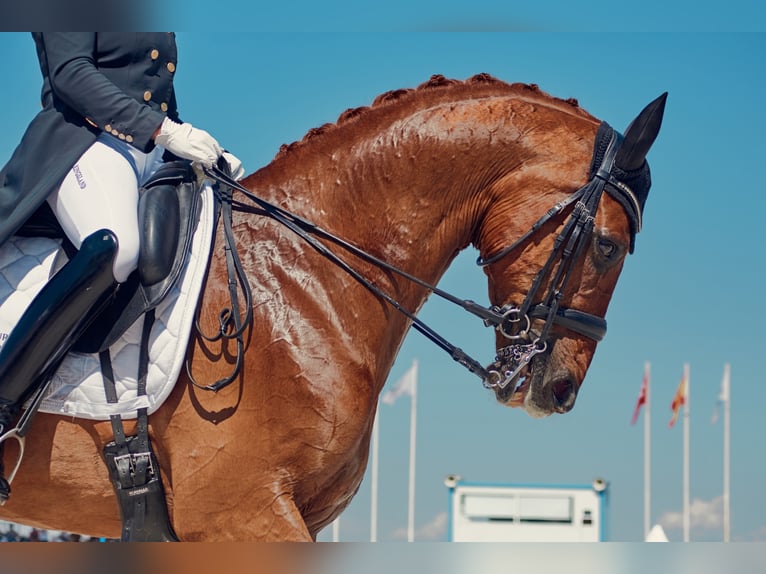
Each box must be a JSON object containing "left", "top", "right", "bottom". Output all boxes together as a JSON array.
[
  {"left": 201, "top": 165, "right": 496, "bottom": 385},
  {"left": 199, "top": 123, "right": 637, "bottom": 391},
  {"left": 185, "top": 169, "right": 254, "bottom": 392}
]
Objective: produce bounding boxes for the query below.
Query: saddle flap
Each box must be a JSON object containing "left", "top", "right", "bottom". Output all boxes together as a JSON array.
[{"left": 4, "top": 182, "right": 214, "bottom": 421}]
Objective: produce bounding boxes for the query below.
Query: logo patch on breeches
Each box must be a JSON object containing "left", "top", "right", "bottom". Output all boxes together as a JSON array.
[{"left": 72, "top": 164, "right": 87, "bottom": 189}]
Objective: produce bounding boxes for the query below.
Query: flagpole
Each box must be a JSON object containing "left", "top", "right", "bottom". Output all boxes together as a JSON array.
[
  {"left": 683, "top": 362, "right": 690, "bottom": 542},
  {"left": 723, "top": 363, "right": 731, "bottom": 542},
  {"left": 643, "top": 361, "right": 651, "bottom": 540},
  {"left": 370, "top": 403, "right": 380, "bottom": 542},
  {"left": 407, "top": 360, "right": 418, "bottom": 543},
  {"left": 381, "top": 360, "right": 418, "bottom": 542},
  {"left": 332, "top": 517, "right": 340, "bottom": 542}
]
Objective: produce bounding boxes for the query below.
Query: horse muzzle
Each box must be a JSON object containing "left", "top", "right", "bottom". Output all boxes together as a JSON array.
[{"left": 490, "top": 348, "right": 580, "bottom": 417}]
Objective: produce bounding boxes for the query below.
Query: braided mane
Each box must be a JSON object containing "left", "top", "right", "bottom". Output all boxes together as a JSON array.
[{"left": 273, "top": 74, "right": 588, "bottom": 161}]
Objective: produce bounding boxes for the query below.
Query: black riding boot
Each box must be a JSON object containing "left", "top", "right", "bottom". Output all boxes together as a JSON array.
[{"left": 0, "top": 229, "right": 119, "bottom": 503}]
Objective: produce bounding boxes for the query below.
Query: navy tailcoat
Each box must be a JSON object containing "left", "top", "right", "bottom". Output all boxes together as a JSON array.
[{"left": 0, "top": 33, "right": 181, "bottom": 246}]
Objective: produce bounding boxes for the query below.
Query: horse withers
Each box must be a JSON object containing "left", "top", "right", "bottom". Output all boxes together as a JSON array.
[{"left": 0, "top": 75, "right": 665, "bottom": 540}]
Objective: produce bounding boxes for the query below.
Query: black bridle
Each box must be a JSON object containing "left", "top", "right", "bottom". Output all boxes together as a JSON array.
[
  {"left": 475, "top": 126, "right": 642, "bottom": 389},
  {"left": 198, "top": 123, "right": 642, "bottom": 392}
]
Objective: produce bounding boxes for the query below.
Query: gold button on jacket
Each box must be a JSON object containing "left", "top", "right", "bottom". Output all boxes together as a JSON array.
[{"left": 0, "top": 33, "right": 181, "bottom": 247}]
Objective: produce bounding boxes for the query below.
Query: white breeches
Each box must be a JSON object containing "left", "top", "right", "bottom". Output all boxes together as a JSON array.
[{"left": 47, "top": 134, "right": 166, "bottom": 283}]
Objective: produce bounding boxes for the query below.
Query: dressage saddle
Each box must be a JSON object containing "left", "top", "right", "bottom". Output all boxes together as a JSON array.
[{"left": 18, "top": 159, "right": 202, "bottom": 352}]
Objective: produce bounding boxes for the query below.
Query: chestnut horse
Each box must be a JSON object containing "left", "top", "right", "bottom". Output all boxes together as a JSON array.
[{"left": 0, "top": 75, "right": 665, "bottom": 540}]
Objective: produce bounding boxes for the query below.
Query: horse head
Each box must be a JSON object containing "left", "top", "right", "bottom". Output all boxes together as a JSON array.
[{"left": 478, "top": 93, "right": 666, "bottom": 417}]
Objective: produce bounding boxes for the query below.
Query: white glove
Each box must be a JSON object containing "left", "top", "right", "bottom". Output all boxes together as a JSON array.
[
  {"left": 222, "top": 151, "right": 245, "bottom": 180},
  {"left": 155, "top": 117, "right": 222, "bottom": 168}
]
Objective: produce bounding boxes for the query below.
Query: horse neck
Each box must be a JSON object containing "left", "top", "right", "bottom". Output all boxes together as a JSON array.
[
  {"left": 245, "top": 148, "right": 473, "bottom": 296},
  {"left": 248, "top": 94, "right": 595, "bottom": 294},
  {"left": 239, "top": 91, "right": 596, "bottom": 396}
]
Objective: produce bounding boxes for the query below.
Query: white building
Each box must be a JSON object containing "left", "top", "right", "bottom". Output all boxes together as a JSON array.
[{"left": 445, "top": 475, "right": 609, "bottom": 542}]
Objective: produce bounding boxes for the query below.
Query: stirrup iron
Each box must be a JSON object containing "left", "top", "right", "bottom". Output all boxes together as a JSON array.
[{"left": 0, "top": 378, "right": 52, "bottom": 504}]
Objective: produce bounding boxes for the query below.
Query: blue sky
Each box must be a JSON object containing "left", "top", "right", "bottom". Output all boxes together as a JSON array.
[
  {"left": 0, "top": 32, "right": 764, "bottom": 543},
  {"left": 163, "top": 3, "right": 765, "bottom": 32}
]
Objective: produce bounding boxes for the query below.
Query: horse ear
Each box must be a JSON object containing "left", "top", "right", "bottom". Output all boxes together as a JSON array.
[{"left": 614, "top": 92, "right": 668, "bottom": 172}]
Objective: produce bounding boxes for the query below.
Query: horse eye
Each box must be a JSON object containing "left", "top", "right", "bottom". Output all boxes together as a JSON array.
[{"left": 596, "top": 238, "right": 617, "bottom": 259}]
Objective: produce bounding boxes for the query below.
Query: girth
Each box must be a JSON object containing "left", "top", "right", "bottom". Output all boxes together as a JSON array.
[{"left": 100, "top": 311, "right": 178, "bottom": 541}]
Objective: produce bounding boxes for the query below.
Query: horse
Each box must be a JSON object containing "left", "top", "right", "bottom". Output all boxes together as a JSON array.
[{"left": 0, "top": 74, "right": 665, "bottom": 541}]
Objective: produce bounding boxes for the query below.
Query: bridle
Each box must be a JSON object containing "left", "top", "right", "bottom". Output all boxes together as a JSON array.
[
  {"left": 199, "top": 122, "right": 642, "bottom": 392},
  {"left": 475, "top": 125, "right": 643, "bottom": 389}
]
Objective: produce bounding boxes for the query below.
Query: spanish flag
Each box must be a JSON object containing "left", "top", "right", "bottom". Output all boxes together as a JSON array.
[{"left": 669, "top": 371, "right": 687, "bottom": 428}]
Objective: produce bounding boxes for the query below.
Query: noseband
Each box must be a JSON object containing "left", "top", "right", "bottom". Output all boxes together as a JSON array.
[
  {"left": 475, "top": 124, "right": 641, "bottom": 389},
  {"left": 203, "top": 123, "right": 645, "bottom": 391}
]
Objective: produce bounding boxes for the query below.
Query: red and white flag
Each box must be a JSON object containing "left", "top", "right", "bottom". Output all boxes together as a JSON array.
[{"left": 631, "top": 366, "right": 649, "bottom": 426}]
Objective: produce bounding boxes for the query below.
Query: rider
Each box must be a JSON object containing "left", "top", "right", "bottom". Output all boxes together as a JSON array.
[{"left": 0, "top": 33, "right": 244, "bottom": 502}]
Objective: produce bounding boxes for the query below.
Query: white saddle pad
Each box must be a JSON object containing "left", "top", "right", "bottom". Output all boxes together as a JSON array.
[{"left": 0, "top": 183, "right": 215, "bottom": 420}]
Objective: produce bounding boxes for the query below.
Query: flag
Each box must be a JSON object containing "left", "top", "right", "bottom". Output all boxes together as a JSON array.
[
  {"left": 669, "top": 371, "right": 687, "bottom": 428},
  {"left": 631, "top": 367, "right": 649, "bottom": 425},
  {"left": 382, "top": 360, "right": 418, "bottom": 405},
  {"left": 712, "top": 364, "right": 730, "bottom": 424}
]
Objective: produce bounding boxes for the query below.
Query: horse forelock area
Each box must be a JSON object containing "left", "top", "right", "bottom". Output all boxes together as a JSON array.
[{"left": 270, "top": 74, "right": 593, "bottom": 164}]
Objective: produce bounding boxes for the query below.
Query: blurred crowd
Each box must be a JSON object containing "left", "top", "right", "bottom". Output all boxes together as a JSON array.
[{"left": 0, "top": 521, "right": 114, "bottom": 542}]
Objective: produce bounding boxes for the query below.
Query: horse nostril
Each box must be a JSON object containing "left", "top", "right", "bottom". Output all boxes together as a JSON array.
[{"left": 551, "top": 379, "right": 577, "bottom": 413}]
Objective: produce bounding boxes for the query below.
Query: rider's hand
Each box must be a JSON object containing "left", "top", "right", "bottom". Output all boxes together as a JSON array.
[
  {"left": 221, "top": 151, "right": 245, "bottom": 180},
  {"left": 154, "top": 117, "right": 222, "bottom": 168}
]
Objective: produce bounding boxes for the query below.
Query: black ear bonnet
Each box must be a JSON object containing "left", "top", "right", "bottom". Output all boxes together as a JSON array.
[{"left": 589, "top": 122, "right": 652, "bottom": 253}]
